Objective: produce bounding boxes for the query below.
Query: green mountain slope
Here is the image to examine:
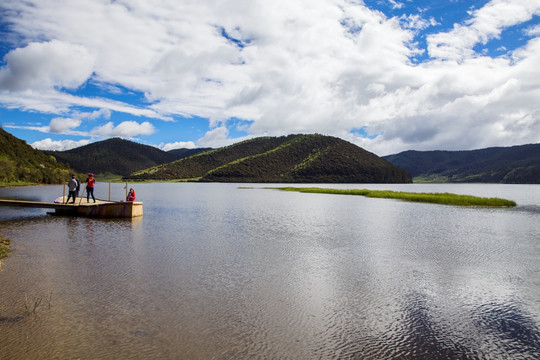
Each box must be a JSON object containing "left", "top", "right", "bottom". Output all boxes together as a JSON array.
[
  {"left": 167, "top": 147, "right": 212, "bottom": 158},
  {"left": 129, "top": 134, "right": 412, "bottom": 183},
  {"left": 45, "top": 138, "right": 179, "bottom": 177},
  {"left": 0, "top": 127, "right": 72, "bottom": 185},
  {"left": 383, "top": 144, "right": 540, "bottom": 183}
]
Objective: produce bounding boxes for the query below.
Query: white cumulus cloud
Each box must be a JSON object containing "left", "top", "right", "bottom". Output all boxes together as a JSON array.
[
  {"left": 0, "top": 40, "right": 94, "bottom": 91},
  {"left": 90, "top": 121, "right": 156, "bottom": 137},
  {"left": 1, "top": 0, "right": 540, "bottom": 154},
  {"left": 159, "top": 141, "right": 197, "bottom": 152},
  {"left": 427, "top": 0, "right": 540, "bottom": 61},
  {"left": 32, "top": 138, "right": 90, "bottom": 151},
  {"left": 49, "top": 117, "right": 82, "bottom": 133}
]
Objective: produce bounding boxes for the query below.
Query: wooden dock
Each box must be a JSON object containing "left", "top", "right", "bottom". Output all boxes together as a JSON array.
[{"left": 0, "top": 197, "right": 143, "bottom": 218}]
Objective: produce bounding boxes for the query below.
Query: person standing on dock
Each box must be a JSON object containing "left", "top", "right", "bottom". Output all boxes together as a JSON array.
[
  {"left": 75, "top": 176, "right": 80, "bottom": 197},
  {"left": 86, "top": 173, "right": 96, "bottom": 203},
  {"left": 66, "top": 175, "right": 78, "bottom": 204}
]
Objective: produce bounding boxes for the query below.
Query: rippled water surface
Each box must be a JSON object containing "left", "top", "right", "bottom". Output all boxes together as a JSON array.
[{"left": 1, "top": 183, "right": 540, "bottom": 359}]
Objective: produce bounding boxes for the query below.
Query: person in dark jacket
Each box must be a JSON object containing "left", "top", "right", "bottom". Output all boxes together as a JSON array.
[{"left": 66, "top": 175, "right": 78, "bottom": 204}]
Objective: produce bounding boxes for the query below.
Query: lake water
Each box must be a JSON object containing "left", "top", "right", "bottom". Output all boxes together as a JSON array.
[{"left": 1, "top": 182, "right": 539, "bottom": 359}]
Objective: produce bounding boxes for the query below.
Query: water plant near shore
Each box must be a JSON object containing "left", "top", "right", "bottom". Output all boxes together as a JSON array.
[
  {"left": 0, "top": 236, "right": 10, "bottom": 255},
  {"left": 268, "top": 187, "right": 517, "bottom": 207},
  {"left": 23, "top": 292, "right": 52, "bottom": 316},
  {"left": 0, "top": 236, "right": 11, "bottom": 270}
]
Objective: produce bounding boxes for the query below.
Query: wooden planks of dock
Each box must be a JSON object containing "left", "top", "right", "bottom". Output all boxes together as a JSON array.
[{"left": 0, "top": 198, "right": 143, "bottom": 218}]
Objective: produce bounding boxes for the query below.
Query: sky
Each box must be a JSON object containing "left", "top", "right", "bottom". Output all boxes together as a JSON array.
[{"left": 0, "top": 0, "right": 539, "bottom": 156}]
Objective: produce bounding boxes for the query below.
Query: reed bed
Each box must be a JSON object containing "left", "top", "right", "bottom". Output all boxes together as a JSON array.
[
  {"left": 0, "top": 235, "right": 11, "bottom": 259},
  {"left": 0, "top": 235, "right": 11, "bottom": 271},
  {"left": 269, "top": 187, "right": 517, "bottom": 207}
]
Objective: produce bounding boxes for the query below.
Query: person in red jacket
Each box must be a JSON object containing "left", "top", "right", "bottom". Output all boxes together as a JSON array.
[
  {"left": 86, "top": 173, "right": 96, "bottom": 203},
  {"left": 126, "top": 188, "right": 136, "bottom": 202}
]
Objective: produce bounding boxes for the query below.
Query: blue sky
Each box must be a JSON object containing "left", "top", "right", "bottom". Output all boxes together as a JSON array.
[{"left": 1, "top": 0, "right": 539, "bottom": 155}]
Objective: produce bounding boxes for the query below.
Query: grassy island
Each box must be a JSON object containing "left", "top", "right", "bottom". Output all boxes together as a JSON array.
[{"left": 268, "top": 187, "right": 517, "bottom": 207}]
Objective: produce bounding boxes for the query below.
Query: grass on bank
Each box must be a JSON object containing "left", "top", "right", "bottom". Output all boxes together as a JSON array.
[
  {"left": 0, "top": 180, "right": 39, "bottom": 187},
  {"left": 0, "top": 235, "right": 11, "bottom": 271},
  {"left": 268, "top": 187, "right": 517, "bottom": 207},
  {"left": 93, "top": 172, "right": 124, "bottom": 182},
  {"left": 122, "top": 177, "right": 202, "bottom": 183},
  {"left": 0, "top": 235, "right": 11, "bottom": 259}
]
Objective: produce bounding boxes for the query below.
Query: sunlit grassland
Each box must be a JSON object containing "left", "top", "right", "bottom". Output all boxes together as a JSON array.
[
  {"left": 0, "top": 181, "right": 39, "bottom": 187},
  {"left": 268, "top": 187, "right": 517, "bottom": 207},
  {"left": 124, "top": 178, "right": 202, "bottom": 183},
  {"left": 94, "top": 173, "right": 124, "bottom": 181}
]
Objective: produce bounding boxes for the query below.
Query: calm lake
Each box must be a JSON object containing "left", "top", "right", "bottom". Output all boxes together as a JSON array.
[{"left": 1, "top": 183, "right": 539, "bottom": 359}]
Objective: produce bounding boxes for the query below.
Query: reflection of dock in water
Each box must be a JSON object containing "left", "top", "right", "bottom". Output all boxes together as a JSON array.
[{"left": 0, "top": 197, "right": 143, "bottom": 218}]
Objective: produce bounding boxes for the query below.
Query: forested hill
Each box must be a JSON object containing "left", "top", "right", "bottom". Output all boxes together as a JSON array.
[
  {"left": 0, "top": 127, "right": 72, "bottom": 185},
  {"left": 383, "top": 143, "right": 540, "bottom": 183},
  {"left": 128, "top": 134, "right": 412, "bottom": 183},
  {"left": 167, "top": 147, "right": 212, "bottom": 158},
  {"left": 44, "top": 138, "right": 180, "bottom": 177}
]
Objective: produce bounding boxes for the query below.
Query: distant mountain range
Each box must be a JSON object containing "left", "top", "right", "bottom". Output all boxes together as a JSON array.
[
  {"left": 44, "top": 138, "right": 209, "bottom": 177},
  {"left": 0, "top": 127, "right": 74, "bottom": 185},
  {"left": 383, "top": 144, "right": 540, "bottom": 183},
  {"left": 128, "top": 134, "right": 412, "bottom": 183},
  {"left": 2, "top": 127, "right": 539, "bottom": 185}
]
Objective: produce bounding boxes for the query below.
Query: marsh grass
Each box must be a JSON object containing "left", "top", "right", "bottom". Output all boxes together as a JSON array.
[
  {"left": 269, "top": 187, "right": 517, "bottom": 207},
  {"left": 24, "top": 295, "right": 42, "bottom": 315},
  {"left": 0, "top": 235, "right": 11, "bottom": 259},
  {"left": 23, "top": 292, "right": 52, "bottom": 316}
]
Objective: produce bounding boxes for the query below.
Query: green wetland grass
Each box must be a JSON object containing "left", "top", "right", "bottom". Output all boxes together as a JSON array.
[
  {"left": 0, "top": 235, "right": 11, "bottom": 271},
  {"left": 0, "top": 235, "right": 11, "bottom": 259},
  {"left": 269, "top": 187, "right": 517, "bottom": 207}
]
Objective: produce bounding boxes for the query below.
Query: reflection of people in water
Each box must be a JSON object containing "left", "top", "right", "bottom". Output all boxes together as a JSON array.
[{"left": 126, "top": 188, "right": 136, "bottom": 202}]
